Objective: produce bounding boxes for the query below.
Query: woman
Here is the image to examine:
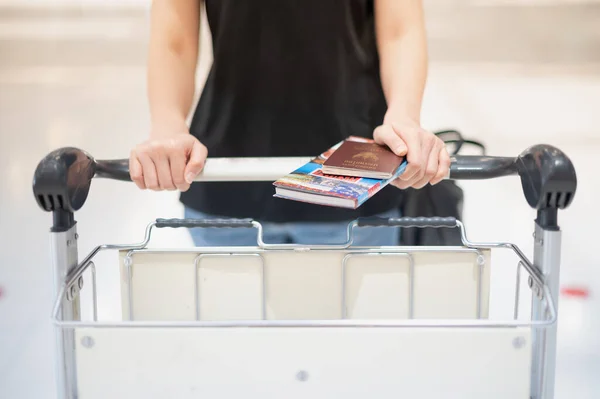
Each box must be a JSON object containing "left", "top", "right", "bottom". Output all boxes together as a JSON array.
[{"left": 129, "top": 0, "right": 450, "bottom": 246}]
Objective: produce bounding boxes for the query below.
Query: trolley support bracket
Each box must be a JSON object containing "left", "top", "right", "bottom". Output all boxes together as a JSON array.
[{"left": 514, "top": 145, "right": 576, "bottom": 399}]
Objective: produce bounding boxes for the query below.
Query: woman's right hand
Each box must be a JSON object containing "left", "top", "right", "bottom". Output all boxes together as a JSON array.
[{"left": 129, "top": 133, "right": 207, "bottom": 192}]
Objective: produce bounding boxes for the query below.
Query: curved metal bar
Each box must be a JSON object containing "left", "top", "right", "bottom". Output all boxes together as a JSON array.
[
  {"left": 52, "top": 259, "right": 557, "bottom": 329},
  {"left": 62, "top": 222, "right": 155, "bottom": 290},
  {"left": 456, "top": 220, "right": 544, "bottom": 288},
  {"left": 52, "top": 313, "right": 556, "bottom": 329},
  {"left": 52, "top": 222, "right": 157, "bottom": 321},
  {"left": 51, "top": 215, "right": 556, "bottom": 332},
  {"left": 255, "top": 221, "right": 355, "bottom": 250}
]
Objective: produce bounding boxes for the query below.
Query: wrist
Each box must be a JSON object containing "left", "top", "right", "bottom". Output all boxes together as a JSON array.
[
  {"left": 383, "top": 105, "right": 421, "bottom": 127},
  {"left": 150, "top": 114, "right": 189, "bottom": 139}
]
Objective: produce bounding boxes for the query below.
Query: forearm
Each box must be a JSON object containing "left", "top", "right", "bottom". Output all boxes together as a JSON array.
[
  {"left": 379, "top": 31, "right": 427, "bottom": 124},
  {"left": 148, "top": 47, "right": 197, "bottom": 135},
  {"left": 373, "top": 0, "right": 449, "bottom": 189},
  {"left": 376, "top": 0, "right": 428, "bottom": 125},
  {"left": 147, "top": 1, "right": 200, "bottom": 137}
]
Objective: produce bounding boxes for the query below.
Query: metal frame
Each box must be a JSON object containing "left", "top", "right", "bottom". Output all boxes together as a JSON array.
[
  {"left": 49, "top": 217, "right": 561, "bottom": 399},
  {"left": 50, "top": 226, "right": 79, "bottom": 399},
  {"left": 52, "top": 220, "right": 556, "bottom": 332},
  {"left": 530, "top": 224, "right": 562, "bottom": 399}
]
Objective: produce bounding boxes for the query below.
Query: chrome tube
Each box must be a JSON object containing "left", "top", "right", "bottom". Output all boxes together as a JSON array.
[
  {"left": 50, "top": 226, "right": 79, "bottom": 399},
  {"left": 530, "top": 224, "right": 562, "bottom": 399}
]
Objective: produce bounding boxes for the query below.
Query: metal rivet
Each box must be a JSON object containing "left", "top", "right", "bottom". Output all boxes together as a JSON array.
[
  {"left": 296, "top": 370, "right": 309, "bottom": 382},
  {"left": 476, "top": 255, "right": 485, "bottom": 266},
  {"left": 75, "top": 233, "right": 79, "bottom": 240},
  {"left": 535, "top": 285, "right": 544, "bottom": 299},
  {"left": 513, "top": 336, "right": 526, "bottom": 349},
  {"left": 77, "top": 276, "right": 84, "bottom": 290},
  {"left": 81, "top": 336, "right": 95, "bottom": 348},
  {"left": 66, "top": 284, "right": 78, "bottom": 301}
]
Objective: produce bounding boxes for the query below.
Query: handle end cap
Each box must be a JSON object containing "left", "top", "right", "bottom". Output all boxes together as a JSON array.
[{"left": 33, "top": 147, "right": 96, "bottom": 213}]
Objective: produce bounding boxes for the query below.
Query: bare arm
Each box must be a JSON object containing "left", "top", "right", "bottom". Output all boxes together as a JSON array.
[
  {"left": 130, "top": 0, "right": 206, "bottom": 192},
  {"left": 147, "top": 0, "right": 201, "bottom": 137},
  {"left": 373, "top": 0, "right": 449, "bottom": 188},
  {"left": 375, "top": 0, "right": 428, "bottom": 125}
]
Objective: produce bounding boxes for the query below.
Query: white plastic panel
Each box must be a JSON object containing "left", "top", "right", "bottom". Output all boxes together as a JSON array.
[
  {"left": 120, "top": 252, "right": 198, "bottom": 321},
  {"left": 119, "top": 248, "right": 491, "bottom": 321},
  {"left": 196, "top": 254, "right": 264, "bottom": 320},
  {"left": 75, "top": 326, "right": 531, "bottom": 399},
  {"left": 412, "top": 251, "right": 490, "bottom": 319},
  {"left": 262, "top": 251, "right": 344, "bottom": 319},
  {"left": 343, "top": 254, "right": 412, "bottom": 319}
]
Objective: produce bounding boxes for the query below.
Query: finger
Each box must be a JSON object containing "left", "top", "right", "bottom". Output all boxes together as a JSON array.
[
  {"left": 129, "top": 152, "right": 146, "bottom": 190},
  {"left": 373, "top": 124, "right": 407, "bottom": 156},
  {"left": 392, "top": 167, "right": 427, "bottom": 189},
  {"left": 391, "top": 124, "right": 422, "bottom": 181},
  {"left": 153, "top": 151, "right": 175, "bottom": 190},
  {"left": 430, "top": 146, "right": 451, "bottom": 185},
  {"left": 184, "top": 140, "right": 208, "bottom": 184},
  {"left": 412, "top": 142, "right": 441, "bottom": 189},
  {"left": 137, "top": 152, "right": 159, "bottom": 191},
  {"left": 169, "top": 151, "right": 189, "bottom": 192},
  {"left": 390, "top": 177, "right": 413, "bottom": 190}
]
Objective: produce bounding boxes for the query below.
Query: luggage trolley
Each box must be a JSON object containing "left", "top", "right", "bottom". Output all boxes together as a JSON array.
[{"left": 32, "top": 144, "right": 577, "bottom": 399}]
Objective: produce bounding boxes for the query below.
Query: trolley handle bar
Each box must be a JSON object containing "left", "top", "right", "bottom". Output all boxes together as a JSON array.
[
  {"left": 155, "top": 218, "right": 255, "bottom": 229},
  {"left": 33, "top": 144, "right": 576, "bottom": 220},
  {"left": 357, "top": 216, "right": 457, "bottom": 228},
  {"left": 94, "top": 155, "right": 519, "bottom": 182},
  {"left": 94, "top": 155, "right": 519, "bottom": 181}
]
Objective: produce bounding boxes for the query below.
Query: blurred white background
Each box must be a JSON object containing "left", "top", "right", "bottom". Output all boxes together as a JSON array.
[{"left": 0, "top": 0, "right": 598, "bottom": 398}]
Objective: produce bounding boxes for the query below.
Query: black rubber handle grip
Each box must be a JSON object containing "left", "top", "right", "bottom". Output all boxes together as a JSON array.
[
  {"left": 357, "top": 216, "right": 458, "bottom": 228},
  {"left": 95, "top": 159, "right": 131, "bottom": 182},
  {"left": 450, "top": 155, "right": 517, "bottom": 180},
  {"left": 155, "top": 218, "right": 255, "bottom": 229}
]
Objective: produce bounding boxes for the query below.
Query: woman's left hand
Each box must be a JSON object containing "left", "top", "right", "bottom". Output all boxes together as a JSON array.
[{"left": 373, "top": 119, "right": 450, "bottom": 189}]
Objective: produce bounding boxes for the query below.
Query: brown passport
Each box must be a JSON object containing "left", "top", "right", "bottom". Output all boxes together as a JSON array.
[{"left": 321, "top": 139, "right": 404, "bottom": 179}]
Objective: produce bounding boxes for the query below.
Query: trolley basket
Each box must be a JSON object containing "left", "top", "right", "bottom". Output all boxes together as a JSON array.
[{"left": 32, "top": 144, "right": 577, "bottom": 399}]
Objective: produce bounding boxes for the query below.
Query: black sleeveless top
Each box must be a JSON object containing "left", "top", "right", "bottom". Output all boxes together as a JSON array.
[{"left": 180, "top": 0, "right": 403, "bottom": 222}]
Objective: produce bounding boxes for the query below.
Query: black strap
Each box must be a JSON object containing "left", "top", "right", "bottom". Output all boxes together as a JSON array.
[{"left": 434, "top": 129, "right": 486, "bottom": 156}]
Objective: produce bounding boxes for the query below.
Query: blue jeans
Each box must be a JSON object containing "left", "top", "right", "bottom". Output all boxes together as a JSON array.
[{"left": 183, "top": 207, "right": 401, "bottom": 246}]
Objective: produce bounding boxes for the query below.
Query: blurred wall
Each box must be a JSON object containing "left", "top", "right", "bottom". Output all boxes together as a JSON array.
[{"left": 0, "top": 0, "right": 150, "bottom": 5}]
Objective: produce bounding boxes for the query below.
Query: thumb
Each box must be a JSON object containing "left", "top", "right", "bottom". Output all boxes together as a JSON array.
[
  {"left": 373, "top": 124, "right": 407, "bottom": 156},
  {"left": 184, "top": 140, "right": 207, "bottom": 184},
  {"left": 391, "top": 123, "right": 420, "bottom": 156}
]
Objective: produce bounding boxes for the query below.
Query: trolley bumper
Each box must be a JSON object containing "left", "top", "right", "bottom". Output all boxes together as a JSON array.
[{"left": 33, "top": 144, "right": 576, "bottom": 399}]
